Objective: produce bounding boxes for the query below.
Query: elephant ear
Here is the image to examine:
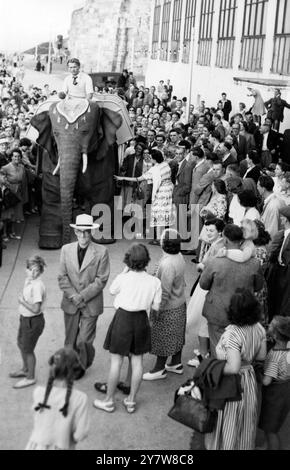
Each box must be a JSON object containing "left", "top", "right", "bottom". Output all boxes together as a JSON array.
[
  {"left": 30, "top": 111, "right": 58, "bottom": 165},
  {"left": 92, "top": 107, "right": 122, "bottom": 161}
]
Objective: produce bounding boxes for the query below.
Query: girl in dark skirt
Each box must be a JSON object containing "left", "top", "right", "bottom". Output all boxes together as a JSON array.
[
  {"left": 93, "top": 244, "right": 161, "bottom": 414},
  {"left": 258, "top": 316, "right": 290, "bottom": 450}
]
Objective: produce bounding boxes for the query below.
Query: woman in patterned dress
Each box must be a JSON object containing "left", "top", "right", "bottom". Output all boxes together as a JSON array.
[
  {"left": 143, "top": 229, "right": 187, "bottom": 381},
  {"left": 115, "top": 149, "right": 174, "bottom": 243},
  {"left": 205, "top": 288, "right": 267, "bottom": 450}
]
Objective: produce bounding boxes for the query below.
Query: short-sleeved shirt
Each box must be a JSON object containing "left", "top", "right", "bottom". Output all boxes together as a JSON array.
[
  {"left": 110, "top": 270, "right": 162, "bottom": 314},
  {"left": 264, "top": 349, "right": 290, "bottom": 383},
  {"left": 19, "top": 277, "right": 46, "bottom": 318},
  {"left": 62, "top": 72, "right": 94, "bottom": 99}
]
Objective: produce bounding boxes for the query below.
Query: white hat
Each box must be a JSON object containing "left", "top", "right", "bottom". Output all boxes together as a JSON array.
[{"left": 70, "top": 214, "right": 100, "bottom": 230}]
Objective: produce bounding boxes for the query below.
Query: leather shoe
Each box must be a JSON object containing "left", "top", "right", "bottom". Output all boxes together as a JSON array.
[{"left": 181, "top": 250, "right": 197, "bottom": 256}]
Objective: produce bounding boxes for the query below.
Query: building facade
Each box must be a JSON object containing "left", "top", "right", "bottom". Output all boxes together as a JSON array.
[
  {"left": 69, "top": 0, "right": 152, "bottom": 78},
  {"left": 146, "top": 0, "right": 290, "bottom": 130}
]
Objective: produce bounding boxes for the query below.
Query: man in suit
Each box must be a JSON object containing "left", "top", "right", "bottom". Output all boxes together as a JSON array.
[
  {"left": 264, "top": 88, "right": 290, "bottom": 132},
  {"left": 200, "top": 224, "right": 263, "bottom": 354},
  {"left": 219, "top": 142, "right": 238, "bottom": 169},
  {"left": 231, "top": 123, "right": 248, "bottom": 163},
  {"left": 255, "top": 124, "right": 280, "bottom": 167},
  {"left": 242, "top": 149, "right": 261, "bottom": 183},
  {"left": 267, "top": 206, "right": 290, "bottom": 320},
  {"left": 193, "top": 159, "right": 224, "bottom": 210},
  {"left": 147, "top": 129, "right": 157, "bottom": 151},
  {"left": 258, "top": 175, "right": 286, "bottom": 241},
  {"left": 220, "top": 92, "right": 232, "bottom": 121},
  {"left": 213, "top": 114, "right": 226, "bottom": 142},
  {"left": 58, "top": 214, "right": 110, "bottom": 370},
  {"left": 172, "top": 144, "right": 193, "bottom": 241},
  {"left": 181, "top": 147, "right": 210, "bottom": 254},
  {"left": 125, "top": 84, "right": 137, "bottom": 107}
]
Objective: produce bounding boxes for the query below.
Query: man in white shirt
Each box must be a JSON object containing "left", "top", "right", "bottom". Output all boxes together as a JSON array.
[
  {"left": 258, "top": 175, "right": 286, "bottom": 240},
  {"left": 62, "top": 58, "right": 94, "bottom": 100}
]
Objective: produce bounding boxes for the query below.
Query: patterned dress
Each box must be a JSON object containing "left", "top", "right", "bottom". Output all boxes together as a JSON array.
[
  {"left": 205, "top": 323, "right": 266, "bottom": 450},
  {"left": 255, "top": 246, "right": 269, "bottom": 326},
  {"left": 143, "top": 162, "right": 174, "bottom": 227}
]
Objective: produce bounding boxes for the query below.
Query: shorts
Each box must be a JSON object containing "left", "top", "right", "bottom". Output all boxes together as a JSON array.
[
  {"left": 104, "top": 308, "right": 151, "bottom": 356},
  {"left": 17, "top": 314, "right": 45, "bottom": 354}
]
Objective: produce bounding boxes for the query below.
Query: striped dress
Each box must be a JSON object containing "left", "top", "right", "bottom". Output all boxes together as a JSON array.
[{"left": 205, "top": 323, "right": 266, "bottom": 450}]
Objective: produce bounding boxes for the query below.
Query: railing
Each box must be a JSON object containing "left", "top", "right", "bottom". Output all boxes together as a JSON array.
[
  {"left": 239, "top": 36, "right": 265, "bottom": 72},
  {"left": 216, "top": 38, "right": 235, "bottom": 69},
  {"left": 197, "top": 39, "right": 212, "bottom": 66},
  {"left": 271, "top": 34, "right": 290, "bottom": 75}
]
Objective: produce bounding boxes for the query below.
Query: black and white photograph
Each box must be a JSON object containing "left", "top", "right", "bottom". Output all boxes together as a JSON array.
[{"left": 0, "top": 0, "right": 290, "bottom": 453}]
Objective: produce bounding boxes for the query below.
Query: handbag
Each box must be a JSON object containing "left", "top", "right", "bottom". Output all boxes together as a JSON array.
[
  {"left": 168, "top": 387, "right": 217, "bottom": 433},
  {"left": 2, "top": 188, "right": 21, "bottom": 210},
  {"left": 134, "top": 178, "right": 145, "bottom": 200}
]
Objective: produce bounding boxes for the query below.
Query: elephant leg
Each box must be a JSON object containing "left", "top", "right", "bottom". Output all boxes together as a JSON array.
[{"left": 39, "top": 151, "right": 63, "bottom": 249}]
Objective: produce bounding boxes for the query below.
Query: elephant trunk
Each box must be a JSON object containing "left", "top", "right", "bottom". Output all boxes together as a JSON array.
[{"left": 58, "top": 144, "right": 82, "bottom": 245}]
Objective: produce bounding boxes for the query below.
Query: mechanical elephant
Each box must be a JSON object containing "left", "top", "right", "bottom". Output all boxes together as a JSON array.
[{"left": 30, "top": 97, "right": 130, "bottom": 249}]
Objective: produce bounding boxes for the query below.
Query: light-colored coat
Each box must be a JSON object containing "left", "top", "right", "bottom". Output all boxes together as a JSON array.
[
  {"left": 200, "top": 256, "right": 263, "bottom": 327},
  {"left": 261, "top": 193, "right": 286, "bottom": 240},
  {"left": 189, "top": 160, "right": 211, "bottom": 205},
  {"left": 58, "top": 241, "right": 110, "bottom": 316}
]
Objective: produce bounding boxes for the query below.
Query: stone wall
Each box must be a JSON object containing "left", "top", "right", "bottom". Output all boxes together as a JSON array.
[{"left": 68, "top": 0, "right": 152, "bottom": 78}]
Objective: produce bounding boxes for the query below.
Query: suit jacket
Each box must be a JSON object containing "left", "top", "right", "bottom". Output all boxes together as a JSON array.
[
  {"left": 268, "top": 230, "right": 290, "bottom": 266},
  {"left": 120, "top": 154, "right": 144, "bottom": 183},
  {"left": 234, "top": 134, "right": 248, "bottom": 162},
  {"left": 244, "top": 165, "right": 261, "bottom": 184},
  {"left": 222, "top": 100, "right": 232, "bottom": 121},
  {"left": 172, "top": 160, "right": 193, "bottom": 205},
  {"left": 255, "top": 130, "right": 280, "bottom": 156},
  {"left": 261, "top": 193, "right": 286, "bottom": 240},
  {"left": 215, "top": 123, "right": 226, "bottom": 142},
  {"left": 264, "top": 97, "right": 290, "bottom": 123},
  {"left": 200, "top": 256, "right": 263, "bottom": 327},
  {"left": 189, "top": 160, "right": 211, "bottom": 205},
  {"left": 193, "top": 170, "right": 215, "bottom": 209},
  {"left": 222, "top": 154, "right": 237, "bottom": 169},
  {"left": 58, "top": 241, "right": 110, "bottom": 316}
]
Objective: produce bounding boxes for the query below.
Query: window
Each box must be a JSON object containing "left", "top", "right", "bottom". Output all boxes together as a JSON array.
[
  {"left": 182, "top": 0, "right": 197, "bottom": 63},
  {"left": 170, "top": 0, "right": 183, "bottom": 62},
  {"left": 216, "top": 0, "right": 237, "bottom": 68},
  {"left": 240, "top": 0, "right": 268, "bottom": 72},
  {"left": 160, "top": 1, "right": 172, "bottom": 61},
  {"left": 272, "top": 0, "right": 290, "bottom": 75},
  {"left": 197, "top": 0, "right": 215, "bottom": 66},
  {"left": 152, "top": 0, "right": 162, "bottom": 59}
]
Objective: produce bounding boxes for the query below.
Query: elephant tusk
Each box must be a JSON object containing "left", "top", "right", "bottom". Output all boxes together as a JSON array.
[
  {"left": 53, "top": 161, "right": 60, "bottom": 176},
  {"left": 82, "top": 153, "right": 88, "bottom": 174}
]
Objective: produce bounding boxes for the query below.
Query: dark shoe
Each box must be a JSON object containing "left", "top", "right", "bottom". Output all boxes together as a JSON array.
[
  {"left": 117, "top": 382, "right": 130, "bottom": 395},
  {"left": 191, "top": 257, "right": 198, "bottom": 264},
  {"left": 94, "top": 382, "right": 107, "bottom": 394},
  {"left": 181, "top": 250, "right": 197, "bottom": 256}
]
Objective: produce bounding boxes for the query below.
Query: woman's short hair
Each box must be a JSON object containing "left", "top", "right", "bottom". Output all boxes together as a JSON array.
[
  {"left": 213, "top": 179, "right": 227, "bottom": 195},
  {"left": 227, "top": 288, "right": 261, "bottom": 326},
  {"left": 151, "top": 149, "right": 164, "bottom": 164},
  {"left": 238, "top": 189, "right": 258, "bottom": 208},
  {"left": 258, "top": 175, "right": 274, "bottom": 192},
  {"left": 26, "top": 255, "right": 46, "bottom": 274},
  {"left": 124, "top": 244, "right": 150, "bottom": 271},
  {"left": 254, "top": 220, "right": 271, "bottom": 246},
  {"left": 161, "top": 229, "right": 181, "bottom": 255},
  {"left": 204, "top": 218, "right": 225, "bottom": 233}
]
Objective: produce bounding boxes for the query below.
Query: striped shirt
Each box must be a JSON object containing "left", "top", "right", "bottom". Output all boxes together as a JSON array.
[
  {"left": 217, "top": 323, "right": 266, "bottom": 363},
  {"left": 264, "top": 349, "right": 290, "bottom": 383}
]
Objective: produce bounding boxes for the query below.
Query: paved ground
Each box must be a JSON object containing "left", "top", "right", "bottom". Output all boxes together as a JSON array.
[{"left": 0, "top": 217, "right": 197, "bottom": 450}]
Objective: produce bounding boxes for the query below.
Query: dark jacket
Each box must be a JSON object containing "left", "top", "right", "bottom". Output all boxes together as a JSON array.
[
  {"left": 172, "top": 160, "right": 193, "bottom": 205},
  {"left": 264, "top": 97, "right": 290, "bottom": 123},
  {"left": 194, "top": 358, "right": 242, "bottom": 410},
  {"left": 255, "top": 130, "right": 280, "bottom": 157},
  {"left": 222, "top": 100, "right": 232, "bottom": 121},
  {"left": 233, "top": 134, "right": 248, "bottom": 163},
  {"left": 244, "top": 165, "right": 261, "bottom": 185}
]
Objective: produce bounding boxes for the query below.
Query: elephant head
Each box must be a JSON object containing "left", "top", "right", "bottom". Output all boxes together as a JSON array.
[{"left": 30, "top": 97, "right": 123, "bottom": 247}]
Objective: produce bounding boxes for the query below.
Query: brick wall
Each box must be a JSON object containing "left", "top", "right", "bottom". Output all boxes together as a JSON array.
[{"left": 68, "top": 0, "right": 151, "bottom": 78}]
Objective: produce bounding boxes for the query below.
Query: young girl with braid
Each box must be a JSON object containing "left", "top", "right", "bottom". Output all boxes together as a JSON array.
[{"left": 26, "top": 347, "right": 90, "bottom": 450}]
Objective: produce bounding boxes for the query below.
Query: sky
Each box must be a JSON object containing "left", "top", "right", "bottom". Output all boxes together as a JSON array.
[{"left": 0, "top": 0, "right": 84, "bottom": 53}]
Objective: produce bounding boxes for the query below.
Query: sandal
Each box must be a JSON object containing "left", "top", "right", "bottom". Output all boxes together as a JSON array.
[
  {"left": 123, "top": 397, "right": 136, "bottom": 414},
  {"left": 94, "top": 382, "right": 107, "bottom": 394}
]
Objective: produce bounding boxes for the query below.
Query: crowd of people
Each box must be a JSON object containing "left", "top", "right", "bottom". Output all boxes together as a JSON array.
[{"left": 1, "top": 59, "right": 290, "bottom": 451}]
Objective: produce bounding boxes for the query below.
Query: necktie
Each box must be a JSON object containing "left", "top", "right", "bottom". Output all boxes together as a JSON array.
[{"left": 73, "top": 76, "right": 78, "bottom": 86}]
